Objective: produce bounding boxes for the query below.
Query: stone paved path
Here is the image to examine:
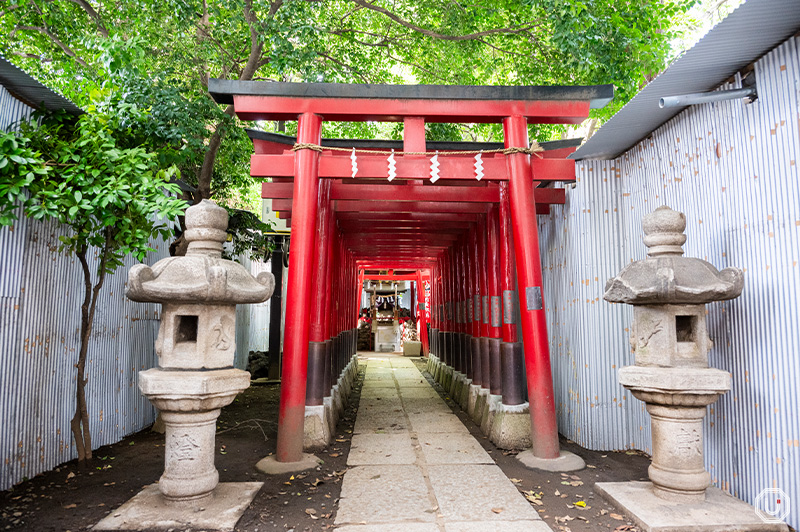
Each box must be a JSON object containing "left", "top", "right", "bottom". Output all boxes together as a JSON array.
[{"left": 335, "top": 353, "right": 552, "bottom": 532}]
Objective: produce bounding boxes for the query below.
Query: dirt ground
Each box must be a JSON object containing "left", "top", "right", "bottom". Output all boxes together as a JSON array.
[{"left": 0, "top": 357, "right": 651, "bottom": 532}]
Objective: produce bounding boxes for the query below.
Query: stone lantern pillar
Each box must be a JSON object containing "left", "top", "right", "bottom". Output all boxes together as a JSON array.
[
  {"left": 95, "top": 200, "right": 275, "bottom": 531},
  {"left": 596, "top": 206, "right": 787, "bottom": 532}
]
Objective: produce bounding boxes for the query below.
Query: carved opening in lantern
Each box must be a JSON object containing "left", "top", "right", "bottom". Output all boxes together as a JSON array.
[
  {"left": 175, "top": 315, "right": 199, "bottom": 344},
  {"left": 675, "top": 315, "right": 697, "bottom": 343}
]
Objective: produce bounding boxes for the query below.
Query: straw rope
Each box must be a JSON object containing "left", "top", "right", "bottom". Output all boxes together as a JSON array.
[{"left": 290, "top": 142, "right": 544, "bottom": 158}]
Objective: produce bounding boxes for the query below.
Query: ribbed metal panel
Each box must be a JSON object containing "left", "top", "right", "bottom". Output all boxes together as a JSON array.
[
  {"left": 540, "top": 37, "right": 799, "bottom": 529},
  {"left": 0, "top": 211, "right": 169, "bottom": 490},
  {"left": 247, "top": 259, "right": 272, "bottom": 353},
  {"left": 0, "top": 84, "right": 34, "bottom": 132}
]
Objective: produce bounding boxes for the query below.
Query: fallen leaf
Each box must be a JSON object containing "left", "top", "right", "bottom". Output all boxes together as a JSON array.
[
  {"left": 305, "top": 508, "right": 317, "bottom": 515},
  {"left": 574, "top": 501, "right": 587, "bottom": 508},
  {"left": 62, "top": 504, "right": 77, "bottom": 509},
  {"left": 510, "top": 478, "right": 522, "bottom": 484},
  {"left": 586, "top": 464, "right": 597, "bottom": 469},
  {"left": 610, "top": 513, "right": 624, "bottom": 520},
  {"left": 66, "top": 472, "right": 75, "bottom": 480},
  {"left": 330, "top": 453, "right": 340, "bottom": 458},
  {"left": 554, "top": 490, "right": 561, "bottom": 496},
  {"left": 491, "top": 507, "right": 504, "bottom": 514}
]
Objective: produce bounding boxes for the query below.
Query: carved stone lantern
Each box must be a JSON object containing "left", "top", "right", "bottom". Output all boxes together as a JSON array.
[
  {"left": 597, "top": 206, "right": 786, "bottom": 531},
  {"left": 126, "top": 200, "right": 275, "bottom": 502}
]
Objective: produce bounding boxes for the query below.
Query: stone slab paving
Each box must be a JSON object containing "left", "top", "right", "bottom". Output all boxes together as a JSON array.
[{"left": 335, "top": 353, "right": 552, "bottom": 531}]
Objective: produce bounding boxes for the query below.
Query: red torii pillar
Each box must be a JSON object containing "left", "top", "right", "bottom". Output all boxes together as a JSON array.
[
  {"left": 276, "top": 113, "right": 322, "bottom": 463},
  {"left": 503, "top": 116, "right": 583, "bottom": 468}
]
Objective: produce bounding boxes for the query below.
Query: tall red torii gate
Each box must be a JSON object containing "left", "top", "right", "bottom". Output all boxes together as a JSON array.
[{"left": 210, "top": 80, "right": 612, "bottom": 468}]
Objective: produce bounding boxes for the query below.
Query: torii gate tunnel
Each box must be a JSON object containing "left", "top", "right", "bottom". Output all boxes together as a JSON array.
[{"left": 210, "top": 80, "right": 613, "bottom": 464}]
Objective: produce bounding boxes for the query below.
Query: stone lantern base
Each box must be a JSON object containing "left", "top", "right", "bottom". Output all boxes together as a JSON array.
[
  {"left": 93, "top": 482, "right": 263, "bottom": 531},
  {"left": 596, "top": 481, "right": 788, "bottom": 532}
]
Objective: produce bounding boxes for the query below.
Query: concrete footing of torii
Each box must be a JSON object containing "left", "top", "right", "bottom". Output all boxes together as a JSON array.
[{"left": 426, "top": 354, "right": 585, "bottom": 473}]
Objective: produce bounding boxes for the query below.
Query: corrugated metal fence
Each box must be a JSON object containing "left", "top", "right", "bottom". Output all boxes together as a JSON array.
[
  {"left": 539, "top": 36, "right": 799, "bottom": 527},
  {"left": 0, "top": 91, "right": 273, "bottom": 490},
  {"left": 0, "top": 212, "right": 168, "bottom": 490}
]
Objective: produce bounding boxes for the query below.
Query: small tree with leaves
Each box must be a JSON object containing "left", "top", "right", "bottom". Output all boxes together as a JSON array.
[{"left": 0, "top": 102, "right": 187, "bottom": 461}]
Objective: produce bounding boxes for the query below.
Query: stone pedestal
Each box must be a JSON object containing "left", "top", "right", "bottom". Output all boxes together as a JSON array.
[
  {"left": 100, "top": 200, "right": 275, "bottom": 530},
  {"left": 472, "top": 388, "right": 489, "bottom": 425},
  {"left": 596, "top": 482, "right": 788, "bottom": 532},
  {"left": 489, "top": 402, "right": 531, "bottom": 450},
  {"left": 139, "top": 368, "right": 250, "bottom": 501},
  {"left": 467, "top": 383, "right": 481, "bottom": 417},
  {"left": 304, "top": 404, "right": 332, "bottom": 451},
  {"left": 598, "top": 206, "right": 783, "bottom": 530},
  {"left": 479, "top": 393, "right": 502, "bottom": 435}
]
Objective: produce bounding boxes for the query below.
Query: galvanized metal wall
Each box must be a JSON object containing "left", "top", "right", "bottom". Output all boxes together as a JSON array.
[
  {"left": 0, "top": 212, "right": 168, "bottom": 490},
  {"left": 234, "top": 255, "right": 272, "bottom": 369},
  {"left": 0, "top": 85, "right": 33, "bottom": 132},
  {"left": 539, "top": 36, "right": 799, "bottom": 527}
]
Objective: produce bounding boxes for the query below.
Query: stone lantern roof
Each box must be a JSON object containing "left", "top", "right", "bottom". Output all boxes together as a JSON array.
[
  {"left": 127, "top": 200, "right": 275, "bottom": 304},
  {"left": 604, "top": 206, "right": 743, "bottom": 305}
]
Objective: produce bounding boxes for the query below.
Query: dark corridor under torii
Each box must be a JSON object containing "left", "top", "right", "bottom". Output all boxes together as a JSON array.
[{"left": 209, "top": 80, "right": 613, "bottom": 466}]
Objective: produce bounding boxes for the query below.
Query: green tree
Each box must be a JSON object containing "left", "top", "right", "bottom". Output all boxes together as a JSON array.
[
  {"left": 0, "top": 103, "right": 187, "bottom": 460},
  {"left": 1, "top": 0, "right": 696, "bottom": 184}
]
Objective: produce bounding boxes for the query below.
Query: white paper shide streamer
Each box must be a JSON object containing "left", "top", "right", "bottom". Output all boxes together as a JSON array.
[
  {"left": 351, "top": 148, "right": 358, "bottom": 178},
  {"left": 429, "top": 151, "right": 440, "bottom": 183},
  {"left": 387, "top": 149, "right": 396, "bottom": 181},
  {"left": 474, "top": 152, "right": 484, "bottom": 181}
]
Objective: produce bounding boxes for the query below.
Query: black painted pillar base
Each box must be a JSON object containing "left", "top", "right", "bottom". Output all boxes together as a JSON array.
[
  {"left": 501, "top": 341, "right": 525, "bottom": 406},
  {"left": 471, "top": 336, "right": 482, "bottom": 385},
  {"left": 306, "top": 341, "right": 327, "bottom": 406},
  {"left": 479, "top": 337, "right": 490, "bottom": 389},
  {"left": 488, "top": 337, "right": 502, "bottom": 396}
]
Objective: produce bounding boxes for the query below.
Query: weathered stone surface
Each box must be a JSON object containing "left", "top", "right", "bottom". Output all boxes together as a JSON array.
[
  {"left": 488, "top": 403, "right": 531, "bottom": 450},
  {"left": 479, "top": 394, "right": 502, "bottom": 436},
  {"left": 336, "top": 525, "right": 439, "bottom": 532},
  {"left": 596, "top": 482, "right": 789, "bottom": 532},
  {"left": 603, "top": 205, "right": 754, "bottom": 515},
  {"left": 347, "top": 433, "right": 417, "bottom": 465},
  {"left": 444, "top": 522, "right": 552, "bottom": 532},
  {"left": 336, "top": 465, "right": 435, "bottom": 525},
  {"left": 604, "top": 206, "right": 743, "bottom": 305},
  {"left": 417, "top": 432, "right": 493, "bottom": 464},
  {"left": 407, "top": 411, "right": 469, "bottom": 434},
  {"left": 93, "top": 482, "right": 262, "bottom": 531},
  {"left": 127, "top": 200, "right": 274, "bottom": 306},
  {"left": 127, "top": 200, "right": 274, "bottom": 505},
  {"left": 428, "top": 465, "right": 540, "bottom": 522},
  {"left": 303, "top": 405, "right": 331, "bottom": 451}
]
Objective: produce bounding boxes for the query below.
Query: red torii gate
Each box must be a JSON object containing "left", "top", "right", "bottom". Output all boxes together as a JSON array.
[{"left": 210, "top": 80, "right": 612, "bottom": 467}]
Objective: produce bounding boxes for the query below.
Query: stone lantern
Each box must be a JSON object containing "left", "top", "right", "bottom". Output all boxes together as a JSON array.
[
  {"left": 596, "top": 206, "right": 786, "bottom": 531},
  {"left": 96, "top": 200, "right": 275, "bottom": 531}
]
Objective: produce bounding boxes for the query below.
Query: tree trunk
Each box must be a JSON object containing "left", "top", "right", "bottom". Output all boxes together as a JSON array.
[
  {"left": 72, "top": 246, "right": 93, "bottom": 460},
  {"left": 71, "top": 239, "right": 110, "bottom": 460}
]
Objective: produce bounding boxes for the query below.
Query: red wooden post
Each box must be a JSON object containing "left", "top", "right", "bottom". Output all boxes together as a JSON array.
[
  {"left": 499, "top": 181, "right": 525, "bottom": 405},
  {"left": 503, "top": 115, "right": 559, "bottom": 460},
  {"left": 469, "top": 228, "right": 481, "bottom": 385},
  {"left": 477, "top": 214, "right": 490, "bottom": 390},
  {"left": 486, "top": 205, "right": 503, "bottom": 396},
  {"left": 307, "top": 179, "right": 331, "bottom": 406},
  {"left": 277, "top": 113, "right": 323, "bottom": 462}
]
